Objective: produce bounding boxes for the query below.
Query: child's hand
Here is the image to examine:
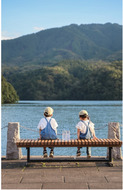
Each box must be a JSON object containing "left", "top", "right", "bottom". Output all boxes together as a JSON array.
[{"left": 93, "top": 136, "right": 98, "bottom": 140}]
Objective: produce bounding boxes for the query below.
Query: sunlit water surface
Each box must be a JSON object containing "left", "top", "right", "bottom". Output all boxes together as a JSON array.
[{"left": 2, "top": 101, "right": 122, "bottom": 156}]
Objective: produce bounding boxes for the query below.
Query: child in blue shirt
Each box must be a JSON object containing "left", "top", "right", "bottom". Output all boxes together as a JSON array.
[{"left": 37, "top": 107, "right": 58, "bottom": 158}]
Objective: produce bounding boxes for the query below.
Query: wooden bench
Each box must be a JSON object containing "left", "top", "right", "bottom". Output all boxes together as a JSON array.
[{"left": 16, "top": 139, "right": 122, "bottom": 166}]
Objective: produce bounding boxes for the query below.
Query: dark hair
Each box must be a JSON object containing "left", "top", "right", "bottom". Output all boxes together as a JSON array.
[
  {"left": 79, "top": 114, "right": 88, "bottom": 119},
  {"left": 44, "top": 113, "right": 52, "bottom": 117}
]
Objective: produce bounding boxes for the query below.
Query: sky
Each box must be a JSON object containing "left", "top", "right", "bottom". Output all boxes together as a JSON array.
[{"left": 1, "top": 0, "right": 122, "bottom": 40}]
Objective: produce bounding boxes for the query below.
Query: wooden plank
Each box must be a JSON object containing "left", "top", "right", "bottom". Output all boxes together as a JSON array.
[
  {"left": 94, "top": 139, "right": 99, "bottom": 146},
  {"left": 71, "top": 139, "right": 75, "bottom": 146},
  {"left": 16, "top": 139, "right": 20, "bottom": 146},
  {"left": 102, "top": 139, "right": 107, "bottom": 146},
  {"left": 113, "top": 139, "right": 119, "bottom": 146},
  {"left": 26, "top": 139, "right": 30, "bottom": 146},
  {"left": 20, "top": 139, "right": 25, "bottom": 146},
  {"left": 31, "top": 139, "right": 35, "bottom": 146},
  {"left": 104, "top": 139, "right": 109, "bottom": 146},
  {"left": 55, "top": 140, "right": 58, "bottom": 146},
  {"left": 57, "top": 139, "right": 61, "bottom": 146},
  {"left": 68, "top": 140, "right": 71, "bottom": 146},
  {"left": 85, "top": 139, "right": 88, "bottom": 146},
  {"left": 41, "top": 140, "right": 45, "bottom": 146},
  {"left": 81, "top": 139, "right": 85, "bottom": 146},
  {"left": 78, "top": 140, "right": 81, "bottom": 146},
  {"left": 106, "top": 139, "right": 112, "bottom": 146},
  {"left": 98, "top": 139, "right": 102, "bottom": 146},
  {"left": 44, "top": 140, "right": 48, "bottom": 146},
  {"left": 74, "top": 139, "right": 78, "bottom": 146},
  {"left": 51, "top": 139, "right": 55, "bottom": 146},
  {"left": 61, "top": 140, "right": 64, "bottom": 146},
  {"left": 99, "top": 139, "right": 103, "bottom": 145},
  {"left": 114, "top": 139, "right": 121, "bottom": 146},
  {"left": 38, "top": 140, "right": 41, "bottom": 145},
  {"left": 48, "top": 140, "right": 51, "bottom": 146},
  {"left": 109, "top": 139, "right": 115, "bottom": 146},
  {"left": 24, "top": 139, "right": 28, "bottom": 146},
  {"left": 34, "top": 139, "right": 38, "bottom": 146},
  {"left": 91, "top": 139, "right": 96, "bottom": 146},
  {"left": 113, "top": 139, "right": 119, "bottom": 145},
  {"left": 102, "top": 139, "right": 106, "bottom": 146},
  {"left": 88, "top": 139, "right": 92, "bottom": 146}
]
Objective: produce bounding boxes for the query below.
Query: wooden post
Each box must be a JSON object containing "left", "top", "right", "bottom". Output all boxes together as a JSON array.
[
  {"left": 107, "top": 122, "right": 122, "bottom": 159},
  {"left": 6, "top": 122, "right": 22, "bottom": 159}
]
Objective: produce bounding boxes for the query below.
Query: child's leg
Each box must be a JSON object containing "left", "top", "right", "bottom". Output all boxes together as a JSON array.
[
  {"left": 87, "top": 147, "right": 91, "bottom": 156},
  {"left": 49, "top": 147, "right": 54, "bottom": 158},
  {"left": 50, "top": 147, "right": 54, "bottom": 151},
  {"left": 43, "top": 147, "right": 48, "bottom": 158},
  {"left": 76, "top": 147, "right": 81, "bottom": 156}
]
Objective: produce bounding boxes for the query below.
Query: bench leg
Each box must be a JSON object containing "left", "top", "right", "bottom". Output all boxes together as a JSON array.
[
  {"left": 108, "top": 147, "right": 113, "bottom": 167},
  {"left": 26, "top": 147, "right": 30, "bottom": 163}
]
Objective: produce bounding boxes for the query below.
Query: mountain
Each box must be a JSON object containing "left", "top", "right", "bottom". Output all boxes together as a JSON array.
[{"left": 2, "top": 23, "right": 122, "bottom": 67}]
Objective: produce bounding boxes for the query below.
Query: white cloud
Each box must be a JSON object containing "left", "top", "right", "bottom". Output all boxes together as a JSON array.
[
  {"left": 33, "top": 26, "right": 45, "bottom": 32},
  {"left": 2, "top": 31, "right": 21, "bottom": 40}
]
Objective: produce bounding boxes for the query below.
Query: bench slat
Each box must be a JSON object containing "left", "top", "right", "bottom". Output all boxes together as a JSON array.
[
  {"left": 103, "top": 139, "right": 107, "bottom": 146},
  {"left": 26, "top": 139, "right": 30, "bottom": 146},
  {"left": 107, "top": 139, "right": 113, "bottom": 146},
  {"left": 81, "top": 139, "right": 85, "bottom": 146},
  {"left": 113, "top": 139, "right": 119, "bottom": 146},
  {"left": 74, "top": 139, "right": 78, "bottom": 146},
  {"left": 78, "top": 140, "right": 82, "bottom": 145},
  {"left": 91, "top": 139, "right": 96, "bottom": 146},
  {"left": 37, "top": 140, "right": 41, "bottom": 145},
  {"left": 47, "top": 140, "right": 52, "bottom": 146},
  {"left": 51, "top": 139, "right": 54, "bottom": 146},
  {"left": 88, "top": 139, "right": 91, "bottom": 146},
  {"left": 34, "top": 140, "right": 38, "bottom": 145},
  {"left": 31, "top": 139, "right": 34, "bottom": 146},
  {"left": 44, "top": 140, "right": 48, "bottom": 146},
  {"left": 57, "top": 139, "right": 61, "bottom": 146}
]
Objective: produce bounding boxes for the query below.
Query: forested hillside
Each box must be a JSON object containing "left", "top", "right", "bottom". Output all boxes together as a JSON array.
[
  {"left": 3, "top": 60, "right": 122, "bottom": 100},
  {"left": 2, "top": 23, "right": 122, "bottom": 66},
  {"left": 2, "top": 23, "right": 122, "bottom": 101},
  {"left": 2, "top": 76, "right": 19, "bottom": 103}
]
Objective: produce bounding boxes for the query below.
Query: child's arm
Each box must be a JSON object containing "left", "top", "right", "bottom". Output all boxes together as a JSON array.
[
  {"left": 39, "top": 129, "right": 41, "bottom": 139},
  {"left": 77, "top": 129, "right": 80, "bottom": 140},
  {"left": 91, "top": 129, "right": 98, "bottom": 140},
  {"left": 89, "top": 121, "right": 98, "bottom": 139}
]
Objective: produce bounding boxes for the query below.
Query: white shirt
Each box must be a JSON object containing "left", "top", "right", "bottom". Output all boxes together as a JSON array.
[
  {"left": 76, "top": 119, "right": 95, "bottom": 136},
  {"left": 37, "top": 117, "right": 58, "bottom": 134}
]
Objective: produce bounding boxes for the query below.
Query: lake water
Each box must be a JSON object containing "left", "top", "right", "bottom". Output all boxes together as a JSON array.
[{"left": 1, "top": 101, "right": 122, "bottom": 157}]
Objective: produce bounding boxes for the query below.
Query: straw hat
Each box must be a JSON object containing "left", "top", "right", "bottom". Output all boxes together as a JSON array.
[
  {"left": 44, "top": 107, "right": 53, "bottom": 115},
  {"left": 79, "top": 110, "right": 88, "bottom": 116}
]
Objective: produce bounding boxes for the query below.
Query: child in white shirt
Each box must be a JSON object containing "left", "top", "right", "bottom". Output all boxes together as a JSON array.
[
  {"left": 76, "top": 110, "right": 97, "bottom": 157},
  {"left": 37, "top": 107, "right": 58, "bottom": 158}
]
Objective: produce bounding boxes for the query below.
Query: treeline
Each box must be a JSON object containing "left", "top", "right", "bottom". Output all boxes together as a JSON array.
[
  {"left": 2, "top": 76, "right": 19, "bottom": 104},
  {"left": 3, "top": 60, "right": 122, "bottom": 100}
]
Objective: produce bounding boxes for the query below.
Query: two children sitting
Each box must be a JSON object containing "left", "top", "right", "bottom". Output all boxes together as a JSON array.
[{"left": 37, "top": 107, "right": 97, "bottom": 158}]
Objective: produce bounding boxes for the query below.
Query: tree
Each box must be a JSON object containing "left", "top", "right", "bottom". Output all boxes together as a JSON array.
[{"left": 2, "top": 76, "right": 19, "bottom": 104}]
